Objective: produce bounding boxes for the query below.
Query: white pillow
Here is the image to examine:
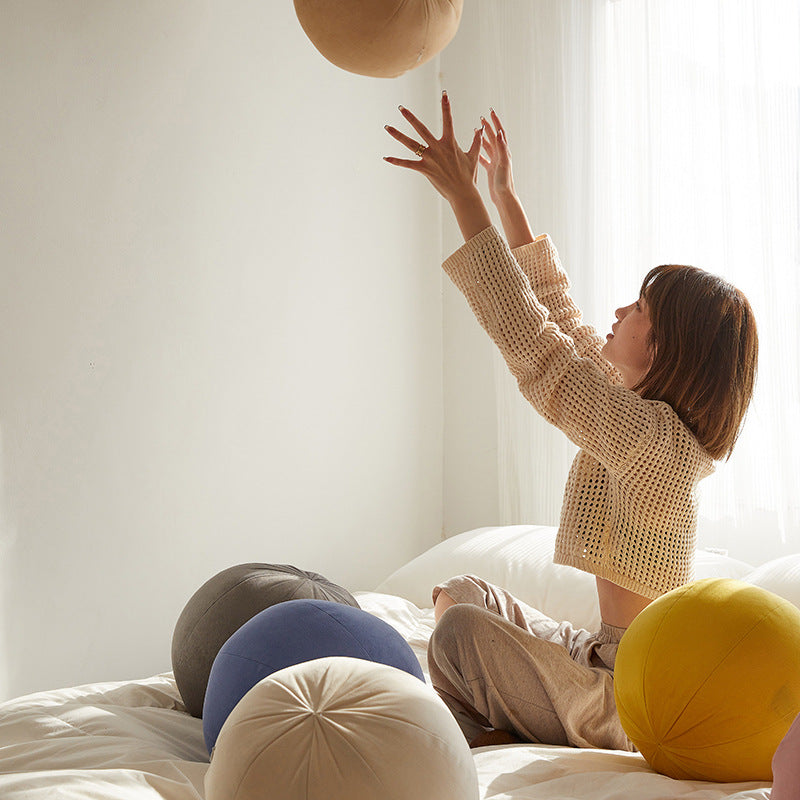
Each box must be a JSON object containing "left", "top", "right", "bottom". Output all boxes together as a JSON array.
[
  {"left": 376, "top": 525, "right": 756, "bottom": 632},
  {"left": 694, "top": 548, "right": 754, "bottom": 581},
  {"left": 376, "top": 526, "right": 601, "bottom": 630},
  {"left": 743, "top": 553, "right": 800, "bottom": 609}
]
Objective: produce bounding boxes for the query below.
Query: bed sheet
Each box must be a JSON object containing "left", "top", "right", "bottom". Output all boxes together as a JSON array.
[{"left": 0, "top": 591, "right": 772, "bottom": 800}]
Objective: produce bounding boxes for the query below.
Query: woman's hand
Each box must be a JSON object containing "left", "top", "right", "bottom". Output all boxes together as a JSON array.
[
  {"left": 384, "top": 92, "right": 483, "bottom": 204},
  {"left": 479, "top": 109, "right": 536, "bottom": 249},
  {"left": 384, "top": 92, "right": 492, "bottom": 241},
  {"left": 479, "top": 109, "right": 517, "bottom": 204}
]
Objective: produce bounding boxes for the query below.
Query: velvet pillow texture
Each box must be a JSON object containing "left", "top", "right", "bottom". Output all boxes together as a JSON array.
[
  {"left": 205, "top": 657, "right": 479, "bottom": 800},
  {"left": 293, "top": 0, "right": 463, "bottom": 78},
  {"left": 615, "top": 578, "right": 800, "bottom": 782},
  {"left": 202, "top": 599, "right": 423, "bottom": 753},
  {"left": 172, "top": 563, "right": 359, "bottom": 718},
  {"left": 772, "top": 711, "right": 800, "bottom": 800}
]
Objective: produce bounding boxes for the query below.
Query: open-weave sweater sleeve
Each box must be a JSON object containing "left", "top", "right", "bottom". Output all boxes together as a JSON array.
[
  {"left": 511, "top": 236, "right": 623, "bottom": 384},
  {"left": 443, "top": 226, "right": 714, "bottom": 599}
]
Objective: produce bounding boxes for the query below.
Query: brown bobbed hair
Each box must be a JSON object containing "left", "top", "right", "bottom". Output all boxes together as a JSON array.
[{"left": 634, "top": 264, "right": 758, "bottom": 461}]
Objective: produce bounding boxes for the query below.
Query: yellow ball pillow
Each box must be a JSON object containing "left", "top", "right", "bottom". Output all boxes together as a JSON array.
[
  {"left": 293, "top": 0, "right": 464, "bottom": 78},
  {"left": 614, "top": 578, "right": 800, "bottom": 782}
]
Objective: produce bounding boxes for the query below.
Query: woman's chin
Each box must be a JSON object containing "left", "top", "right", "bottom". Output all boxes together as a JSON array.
[{"left": 600, "top": 345, "right": 620, "bottom": 373}]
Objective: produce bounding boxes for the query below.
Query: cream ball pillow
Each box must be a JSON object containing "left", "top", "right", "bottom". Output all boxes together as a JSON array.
[
  {"left": 294, "top": 0, "right": 464, "bottom": 78},
  {"left": 205, "top": 656, "right": 479, "bottom": 800}
]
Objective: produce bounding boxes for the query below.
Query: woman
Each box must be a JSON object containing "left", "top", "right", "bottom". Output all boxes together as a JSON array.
[{"left": 384, "top": 93, "right": 758, "bottom": 749}]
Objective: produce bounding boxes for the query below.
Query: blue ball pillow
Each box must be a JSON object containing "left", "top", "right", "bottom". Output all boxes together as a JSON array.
[{"left": 202, "top": 598, "right": 424, "bottom": 752}]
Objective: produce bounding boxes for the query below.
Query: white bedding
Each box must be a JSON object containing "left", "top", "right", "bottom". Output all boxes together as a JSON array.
[{"left": 0, "top": 589, "right": 773, "bottom": 800}]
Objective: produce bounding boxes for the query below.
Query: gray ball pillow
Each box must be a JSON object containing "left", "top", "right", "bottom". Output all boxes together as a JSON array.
[{"left": 171, "top": 563, "right": 359, "bottom": 718}]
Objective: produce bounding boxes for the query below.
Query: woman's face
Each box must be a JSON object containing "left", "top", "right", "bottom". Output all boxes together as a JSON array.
[{"left": 601, "top": 295, "right": 653, "bottom": 389}]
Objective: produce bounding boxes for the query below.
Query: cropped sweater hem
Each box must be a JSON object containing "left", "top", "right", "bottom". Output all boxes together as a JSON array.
[{"left": 552, "top": 552, "right": 676, "bottom": 601}]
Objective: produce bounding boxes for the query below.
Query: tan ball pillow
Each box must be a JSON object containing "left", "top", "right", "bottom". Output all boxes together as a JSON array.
[
  {"left": 294, "top": 0, "right": 464, "bottom": 78},
  {"left": 205, "top": 656, "right": 479, "bottom": 800}
]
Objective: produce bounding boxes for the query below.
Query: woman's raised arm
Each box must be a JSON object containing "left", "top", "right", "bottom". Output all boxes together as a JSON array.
[{"left": 479, "top": 110, "right": 536, "bottom": 250}]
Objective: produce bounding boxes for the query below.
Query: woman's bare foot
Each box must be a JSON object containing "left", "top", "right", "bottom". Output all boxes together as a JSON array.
[{"left": 433, "top": 589, "right": 458, "bottom": 622}]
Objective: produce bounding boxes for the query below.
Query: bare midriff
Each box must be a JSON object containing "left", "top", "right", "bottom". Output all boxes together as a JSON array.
[{"left": 596, "top": 576, "right": 652, "bottom": 629}]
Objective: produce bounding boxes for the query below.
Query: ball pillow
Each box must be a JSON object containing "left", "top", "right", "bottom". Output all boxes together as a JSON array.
[
  {"left": 772, "top": 711, "right": 800, "bottom": 800},
  {"left": 293, "top": 0, "right": 464, "bottom": 79},
  {"left": 205, "top": 656, "right": 479, "bottom": 800},
  {"left": 614, "top": 578, "right": 800, "bottom": 782},
  {"left": 171, "top": 563, "right": 358, "bottom": 718},
  {"left": 202, "top": 598, "right": 424, "bottom": 753}
]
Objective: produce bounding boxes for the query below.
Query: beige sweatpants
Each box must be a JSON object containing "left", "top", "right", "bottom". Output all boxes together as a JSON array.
[{"left": 427, "top": 574, "right": 636, "bottom": 751}]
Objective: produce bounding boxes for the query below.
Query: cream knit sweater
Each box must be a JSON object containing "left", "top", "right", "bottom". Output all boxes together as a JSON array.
[{"left": 443, "top": 226, "right": 715, "bottom": 600}]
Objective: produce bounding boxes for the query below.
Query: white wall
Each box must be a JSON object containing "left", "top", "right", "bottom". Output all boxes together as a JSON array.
[
  {"left": 0, "top": 1, "right": 444, "bottom": 701},
  {"left": 440, "top": 8, "right": 503, "bottom": 536}
]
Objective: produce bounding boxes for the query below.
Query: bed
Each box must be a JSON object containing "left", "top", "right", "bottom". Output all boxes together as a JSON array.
[{"left": 3, "top": 524, "right": 794, "bottom": 800}]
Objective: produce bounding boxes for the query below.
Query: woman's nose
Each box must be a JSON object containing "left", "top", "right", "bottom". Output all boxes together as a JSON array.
[{"left": 616, "top": 302, "right": 634, "bottom": 320}]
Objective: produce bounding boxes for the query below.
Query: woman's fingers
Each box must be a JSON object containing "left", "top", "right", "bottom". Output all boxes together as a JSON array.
[
  {"left": 382, "top": 155, "right": 426, "bottom": 171},
  {"left": 490, "top": 108, "right": 508, "bottom": 144},
  {"left": 468, "top": 125, "right": 484, "bottom": 161},
  {"left": 441, "top": 91, "right": 454, "bottom": 139},
  {"left": 398, "top": 105, "right": 436, "bottom": 145},
  {"left": 481, "top": 115, "right": 498, "bottom": 144},
  {"left": 484, "top": 111, "right": 511, "bottom": 163},
  {"left": 384, "top": 99, "right": 487, "bottom": 203},
  {"left": 385, "top": 124, "right": 426, "bottom": 156}
]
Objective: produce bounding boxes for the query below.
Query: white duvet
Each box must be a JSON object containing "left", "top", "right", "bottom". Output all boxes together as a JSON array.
[{"left": 0, "top": 590, "right": 773, "bottom": 800}]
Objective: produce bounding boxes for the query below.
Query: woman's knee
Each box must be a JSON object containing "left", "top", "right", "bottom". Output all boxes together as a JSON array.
[{"left": 430, "top": 603, "right": 488, "bottom": 663}]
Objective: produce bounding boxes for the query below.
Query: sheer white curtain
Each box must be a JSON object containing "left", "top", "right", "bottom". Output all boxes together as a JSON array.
[{"left": 474, "top": 0, "right": 800, "bottom": 565}]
